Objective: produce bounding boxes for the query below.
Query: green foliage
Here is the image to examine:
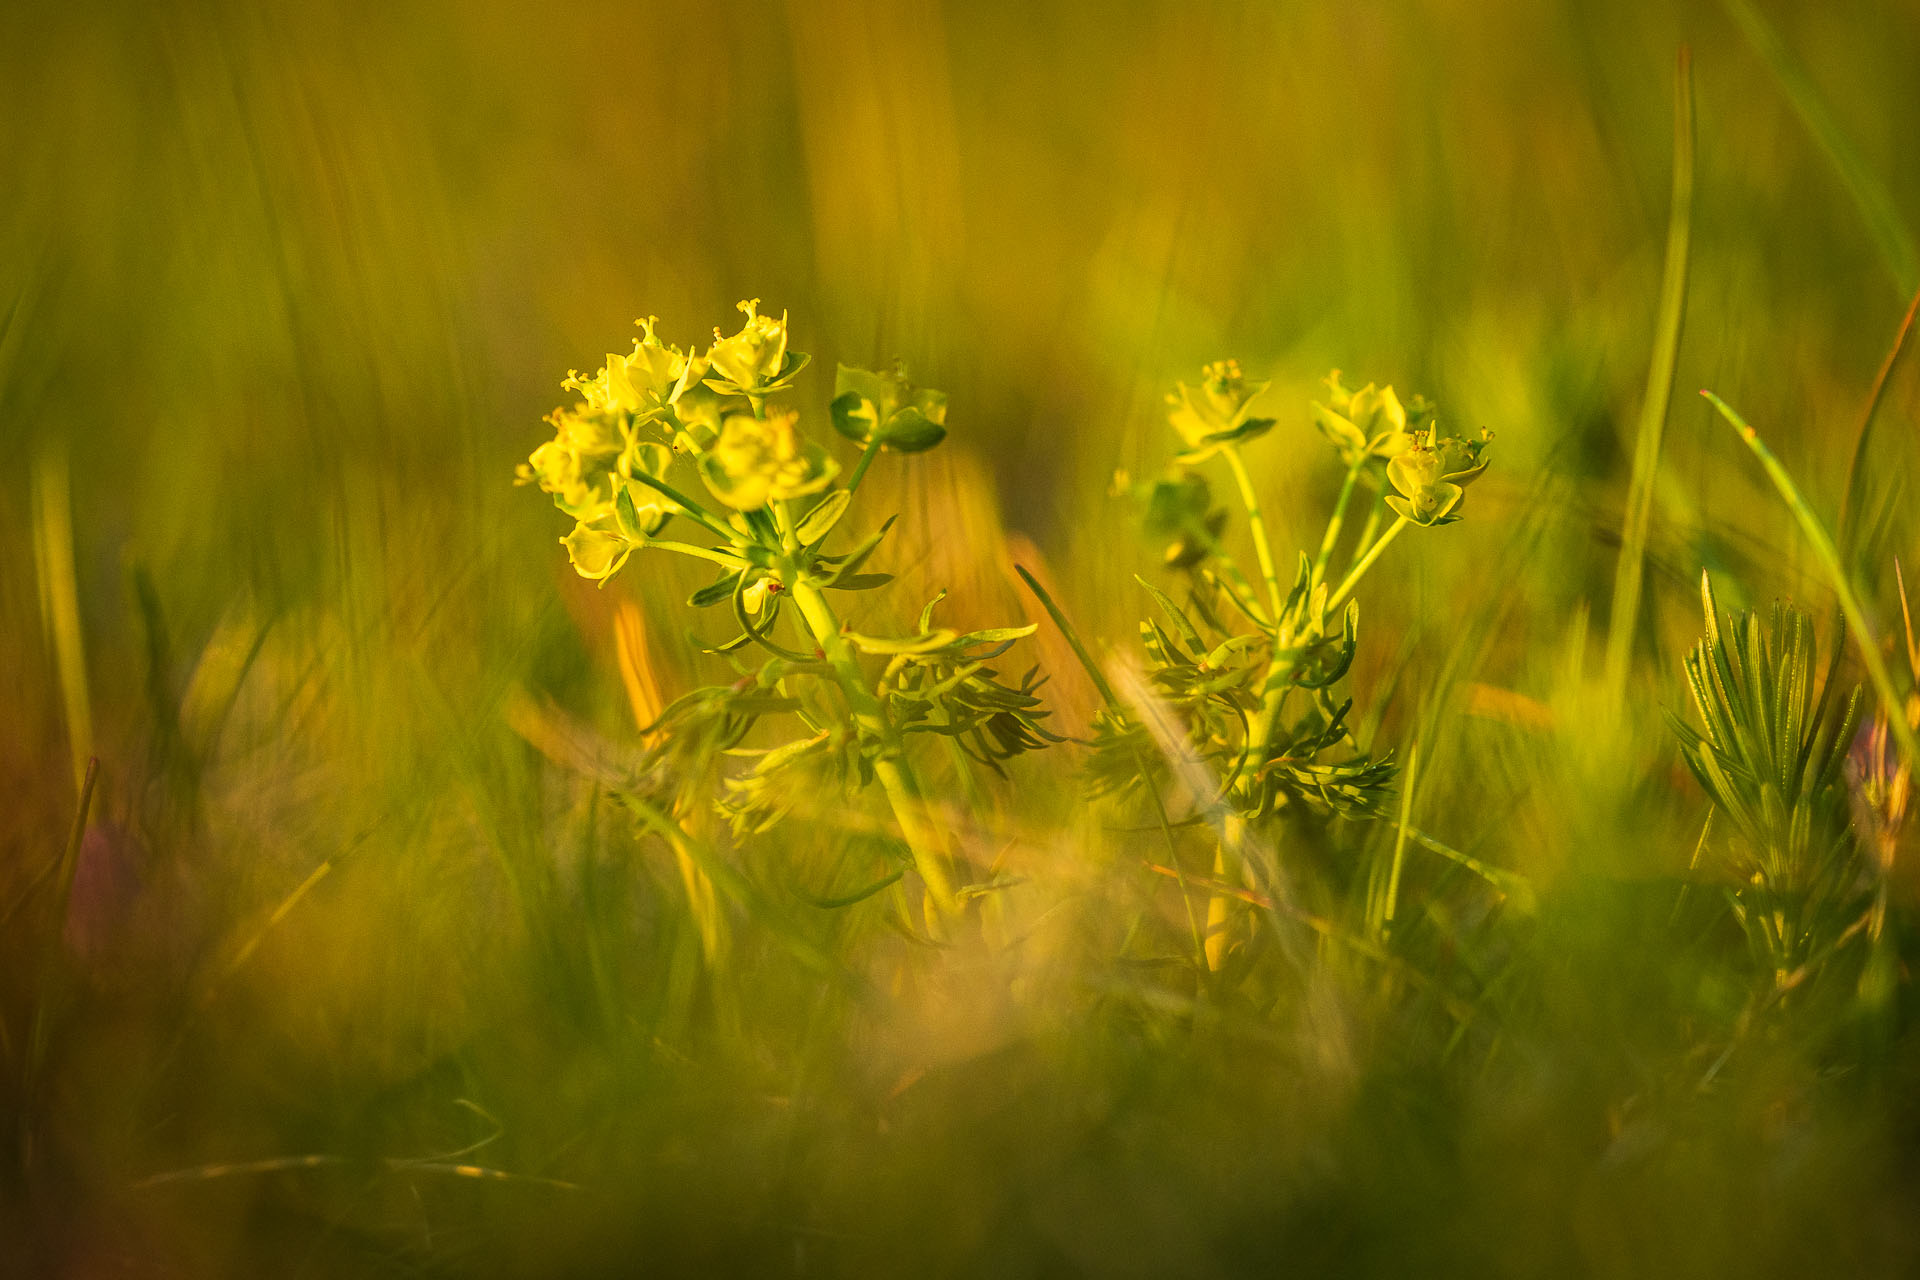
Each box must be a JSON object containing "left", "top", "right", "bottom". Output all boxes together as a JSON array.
[
  {"left": 15, "top": 6, "right": 1920, "bottom": 1274},
  {"left": 1671, "top": 573, "right": 1867, "bottom": 982},
  {"left": 520, "top": 303, "right": 1055, "bottom": 917},
  {"left": 1100, "top": 370, "right": 1488, "bottom": 827}
]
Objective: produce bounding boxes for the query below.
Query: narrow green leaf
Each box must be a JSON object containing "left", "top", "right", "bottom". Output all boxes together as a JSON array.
[
  {"left": 1725, "top": 0, "right": 1918, "bottom": 296},
  {"left": 689, "top": 572, "right": 745, "bottom": 608},
  {"left": 1603, "top": 47, "right": 1693, "bottom": 700},
  {"left": 1704, "top": 390, "right": 1920, "bottom": 778},
  {"left": 795, "top": 490, "right": 852, "bottom": 546},
  {"left": 1134, "top": 576, "right": 1204, "bottom": 656}
]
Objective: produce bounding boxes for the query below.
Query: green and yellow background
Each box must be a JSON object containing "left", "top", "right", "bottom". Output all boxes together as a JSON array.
[{"left": 4, "top": 0, "right": 1920, "bottom": 1274}]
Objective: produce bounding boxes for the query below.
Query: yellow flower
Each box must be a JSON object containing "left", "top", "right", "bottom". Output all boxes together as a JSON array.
[
  {"left": 516, "top": 405, "right": 624, "bottom": 517},
  {"left": 1385, "top": 424, "right": 1491, "bottom": 527},
  {"left": 1166, "top": 359, "right": 1274, "bottom": 457},
  {"left": 698, "top": 407, "right": 839, "bottom": 511},
  {"left": 704, "top": 299, "right": 810, "bottom": 399},
  {"left": 1313, "top": 375, "right": 1413, "bottom": 466}
]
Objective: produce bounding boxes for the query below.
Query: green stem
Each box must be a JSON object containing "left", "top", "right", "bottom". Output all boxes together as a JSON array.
[
  {"left": 1014, "top": 564, "right": 1205, "bottom": 968},
  {"left": 845, "top": 438, "right": 885, "bottom": 496},
  {"left": 1328, "top": 516, "right": 1411, "bottom": 613},
  {"left": 1380, "top": 741, "right": 1419, "bottom": 941},
  {"left": 644, "top": 539, "right": 750, "bottom": 570},
  {"left": 1313, "top": 461, "right": 1367, "bottom": 590},
  {"left": 626, "top": 470, "right": 746, "bottom": 546},
  {"left": 1014, "top": 564, "right": 1119, "bottom": 709},
  {"left": 1350, "top": 491, "right": 1385, "bottom": 578},
  {"left": 1222, "top": 445, "right": 1286, "bottom": 624},
  {"left": 1603, "top": 46, "right": 1694, "bottom": 701},
  {"left": 1218, "top": 446, "right": 1295, "bottom": 970},
  {"left": 1703, "top": 391, "right": 1920, "bottom": 777},
  {"left": 786, "top": 575, "right": 959, "bottom": 918}
]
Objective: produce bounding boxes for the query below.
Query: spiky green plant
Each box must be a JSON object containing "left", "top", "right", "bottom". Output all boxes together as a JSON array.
[{"left": 1671, "top": 572, "right": 1868, "bottom": 987}]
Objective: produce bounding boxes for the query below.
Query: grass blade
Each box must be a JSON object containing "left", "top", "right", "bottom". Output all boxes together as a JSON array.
[
  {"left": 31, "top": 445, "right": 93, "bottom": 798},
  {"left": 1838, "top": 284, "right": 1920, "bottom": 560},
  {"left": 1724, "top": 0, "right": 1919, "bottom": 296},
  {"left": 1702, "top": 390, "right": 1920, "bottom": 777},
  {"left": 1604, "top": 47, "right": 1694, "bottom": 699}
]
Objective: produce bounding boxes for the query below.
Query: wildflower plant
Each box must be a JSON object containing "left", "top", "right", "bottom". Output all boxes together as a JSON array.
[
  {"left": 1091, "top": 366, "right": 1492, "bottom": 970},
  {"left": 519, "top": 301, "right": 1057, "bottom": 925}
]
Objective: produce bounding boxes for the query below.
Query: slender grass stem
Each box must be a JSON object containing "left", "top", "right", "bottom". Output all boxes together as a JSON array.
[
  {"left": 1381, "top": 742, "right": 1419, "bottom": 940},
  {"left": 1015, "top": 564, "right": 1120, "bottom": 708},
  {"left": 1603, "top": 47, "right": 1694, "bottom": 701},
  {"left": 1015, "top": 564, "right": 1205, "bottom": 967},
  {"left": 1703, "top": 390, "right": 1920, "bottom": 776},
  {"left": 1725, "top": 0, "right": 1919, "bottom": 297},
  {"left": 31, "top": 446, "right": 93, "bottom": 798},
  {"left": 1838, "top": 283, "right": 1920, "bottom": 556}
]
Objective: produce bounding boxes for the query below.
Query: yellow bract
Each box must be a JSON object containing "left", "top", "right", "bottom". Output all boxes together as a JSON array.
[{"left": 561, "top": 512, "right": 633, "bottom": 581}]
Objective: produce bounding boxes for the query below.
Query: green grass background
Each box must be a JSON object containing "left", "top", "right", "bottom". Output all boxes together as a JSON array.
[{"left": 5, "top": 0, "right": 1920, "bottom": 1274}]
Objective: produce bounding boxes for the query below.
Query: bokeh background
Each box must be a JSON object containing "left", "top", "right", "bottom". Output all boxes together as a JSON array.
[{"left": 5, "top": 0, "right": 1920, "bottom": 1274}]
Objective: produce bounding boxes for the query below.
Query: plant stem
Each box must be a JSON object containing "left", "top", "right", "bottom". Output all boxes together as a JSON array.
[
  {"left": 1328, "top": 516, "right": 1411, "bottom": 613},
  {"left": 1015, "top": 564, "right": 1207, "bottom": 969},
  {"left": 1216, "top": 445, "right": 1294, "bottom": 969},
  {"left": 1381, "top": 741, "right": 1419, "bottom": 941},
  {"left": 1351, "top": 491, "right": 1385, "bottom": 573},
  {"left": 645, "top": 539, "right": 750, "bottom": 570},
  {"left": 1313, "top": 460, "right": 1366, "bottom": 590},
  {"left": 626, "top": 470, "right": 748, "bottom": 546},
  {"left": 1222, "top": 445, "right": 1286, "bottom": 623},
  {"left": 1603, "top": 46, "right": 1694, "bottom": 702},
  {"left": 786, "top": 574, "right": 959, "bottom": 919},
  {"left": 845, "top": 438, "right": 885, "bottom": 496}
]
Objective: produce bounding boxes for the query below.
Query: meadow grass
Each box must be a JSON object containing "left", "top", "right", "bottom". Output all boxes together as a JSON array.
[{"left": 5, "top": 1, "right": 1920, "bottom": 1275}]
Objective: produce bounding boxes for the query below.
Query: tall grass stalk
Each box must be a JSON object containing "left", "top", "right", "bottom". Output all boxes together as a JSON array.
[{"left": 1602, "top": 47, "right": 1694, "bottom": 701}]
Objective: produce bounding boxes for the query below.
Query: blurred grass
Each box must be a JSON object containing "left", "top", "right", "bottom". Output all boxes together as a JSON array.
[{"left": 4, "top": 0, "right": 1920, "bottom": 1274}]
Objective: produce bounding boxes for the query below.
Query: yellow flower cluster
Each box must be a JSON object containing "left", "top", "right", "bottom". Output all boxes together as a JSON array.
[
  {"left": 700, "top": 408, "right": 838, "bottom": 511},
  {"left": 519, "top": 301, "right": 838, "bottom": 580}
]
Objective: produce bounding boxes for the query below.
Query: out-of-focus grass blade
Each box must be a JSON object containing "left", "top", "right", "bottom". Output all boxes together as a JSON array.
[
  {"left": 1604, "top": 47, "right": 1693, "bottom": 700},
  {"left": 1838, "top": 284, "right": 1920, "bottom": 561},
  {"left": 30, "top": 445, "right": 92, "bottom": 797},
  {"left": 1724, "top": 0, "right": 1919, "bottom": 297},
  {"left": 1702, "top": 390, "right": 1920, "bottom": 776}
]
